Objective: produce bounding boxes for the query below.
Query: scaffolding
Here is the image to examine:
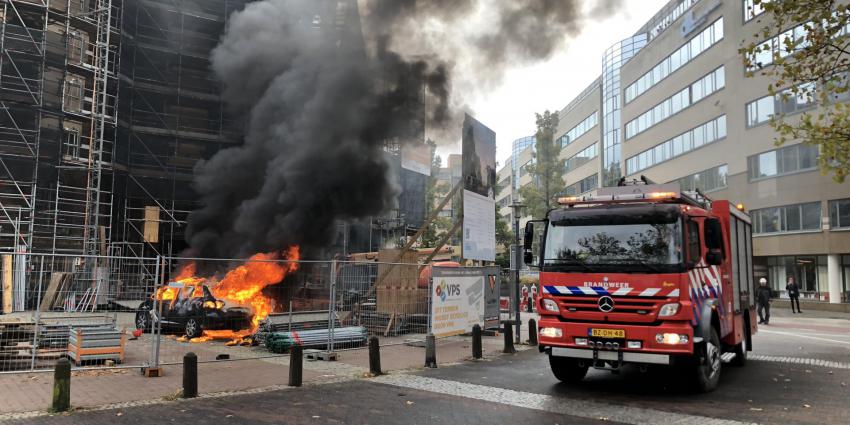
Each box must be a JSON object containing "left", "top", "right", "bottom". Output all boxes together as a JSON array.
[{"left": 114, "top": 0, "right": 248, "bottom": 259}]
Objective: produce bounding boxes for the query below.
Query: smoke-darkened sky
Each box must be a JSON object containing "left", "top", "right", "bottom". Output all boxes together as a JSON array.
[{"left": 184, "top": 0, "right": 668, "bottom": 260}]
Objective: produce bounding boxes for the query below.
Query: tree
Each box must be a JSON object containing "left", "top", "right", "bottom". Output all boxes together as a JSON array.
[
  {"left": 519, "top": 111, "right": 565, "bottom": 219},
  {"left": 740, "top": 0, "right": 850, "bottom": 182},
  {"left": 421, "top": 142, "right": 446, "bottom": 248}
]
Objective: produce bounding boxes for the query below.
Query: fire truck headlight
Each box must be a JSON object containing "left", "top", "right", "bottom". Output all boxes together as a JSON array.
[
  {"left": 658, "top": 303, "right": 680, "bottom": 317},
  {"left": 574, "top": 337, "right": 588, "bottom": 346},
  {"left": 539, "top": 327, "right": 563, "bottom": 338},
  {"left": 655, "top": 333, "right": 689, "bottom": 344},
  {"left": 627, "top": 340, "right": 642, "bottom": 349},
  {"left": 542, "top": 298, "right": 559, "bottom": 312}
]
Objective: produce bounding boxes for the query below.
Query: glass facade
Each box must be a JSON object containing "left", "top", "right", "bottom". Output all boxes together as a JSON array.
[
  {"left": 766, "top": 255, "right": 828, "bottom": 299},
  {"left": 511, "top": 136, "right": 535, "bottom": 190},
  {"left": 602, "top": 35, "right": 647, "bottom": 187},
  {"left": 627, "top": 115, "right": 726, "bottom": 174},
  {"left": 557, "top": 112, "right": 598, "bottom": 149},
  {"left": 626, "top": 66, "right": 725, "bottom": 139},
  {"left": 564, "top": 143, "right": 599, "bottom": 173},
  {"left": 747, "top": 143, "right": 819, "bottom": 180},
  {"left": 752, "top": 202, "right": 822, "bottom": 235},
  {"left": 672, "top": 164, "right": 728, "bottom": 193},
  {"left": 626, "top": 18, "right": 723, "bottom": 104}
]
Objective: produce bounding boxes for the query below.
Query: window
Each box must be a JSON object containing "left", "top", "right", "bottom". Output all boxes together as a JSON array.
[
  {"left": 746, "top": 19, "right": 810, "bottom": 70},
  {"left": 563, "top": 173, "right": 598, "bottom": 196},
  {"left": 63, "top": 127, "right": 81, "bottom": 158},
  {"left": 747, "top": 144, "right": 819, "bottom": 180},
  {"left": 625, "top": 67, "right": 724, "bottom": 139},
  {"left": 63, "top": 77, "right": 83, "bottom": 112},
  {"left": 558, "top": 112, "right": 598, "bottom": 149},
  {"left": 626, "top": 115, "right": 726, "bottom": 174},
  {"left": 564, "top": 143, "right": 599, "bottom": 172},
  {"left": 752, "top": 202, "right": 822, "bottom": 234},
  {"left": 673, "top": 164, "right": 728, "bottom": 193},
  {"left": 626, "top": 18, "right": 724, "bottom": 103},
  {"left": 829, "top": 199, "right": 850, "bottom": 229},
  {"left": 67, "top": 31, "right": 87, "bottom": 65},
  {"left": 687, "top": 221, "right": 701, "bottom": 265},
  {"left": 744, "top": 0, "right": 769, "bottom": 22},
  {"left": 746, "top": 83, "right": 816, "bottom": 128}
]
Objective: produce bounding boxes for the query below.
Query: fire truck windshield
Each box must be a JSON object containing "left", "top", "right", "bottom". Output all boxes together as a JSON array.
[{"left": 543, "top": 219, "right": 684, "bottom": 273}]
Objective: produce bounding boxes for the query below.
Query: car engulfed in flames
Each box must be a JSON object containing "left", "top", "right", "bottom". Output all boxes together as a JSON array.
[{"left": 135, "top": 247, "right": 300, "bottom": 343}]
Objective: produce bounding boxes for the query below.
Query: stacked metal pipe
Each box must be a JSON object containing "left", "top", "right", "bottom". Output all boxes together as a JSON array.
[{"left": 263, "top": 326, "right": 367, "bottom": 353}]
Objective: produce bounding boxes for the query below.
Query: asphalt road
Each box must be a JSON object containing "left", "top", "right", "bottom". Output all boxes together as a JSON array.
[{"left": 7, "top": 310, "right": 849, "bottom": 425}]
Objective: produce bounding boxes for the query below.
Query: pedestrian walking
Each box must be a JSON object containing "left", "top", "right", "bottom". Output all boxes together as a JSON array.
[
  {"left": 756, "top": 277, "right": 772, "bottom": 325},
  {"left": 786, "top": 276, "right": 802, "bottom": 314}
]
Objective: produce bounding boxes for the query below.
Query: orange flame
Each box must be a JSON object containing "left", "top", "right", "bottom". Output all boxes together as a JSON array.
[{"left": 171, "top": 246, "right": 300, "bottom": 343}]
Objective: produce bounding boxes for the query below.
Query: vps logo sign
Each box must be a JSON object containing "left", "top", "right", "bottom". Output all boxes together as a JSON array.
[{"left": 435, "top": 280, "right": 461, "bottom": 302}]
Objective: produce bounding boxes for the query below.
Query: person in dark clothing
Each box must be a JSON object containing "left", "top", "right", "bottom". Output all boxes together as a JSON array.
[
  {"left": 756, "top": 278, "right": 772, "bottom": 325},
  {"left": 786, "top": 276, "right": 802, "bottom": 314}
]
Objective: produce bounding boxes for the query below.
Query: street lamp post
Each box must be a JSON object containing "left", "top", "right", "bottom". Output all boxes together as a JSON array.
[{"left": 509, "top": 201, "right": 525, "bottom": 344}]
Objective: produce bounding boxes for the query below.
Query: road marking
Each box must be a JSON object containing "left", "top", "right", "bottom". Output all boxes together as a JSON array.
[
  {"left": 759, "top": 329, "right": 850, "bottom": 346},
  {"left": 373, "top": 374, "right": 755, "bottom": 425},
  {"left": 750, "top": 355, "right": 850, "bottom": 370}
]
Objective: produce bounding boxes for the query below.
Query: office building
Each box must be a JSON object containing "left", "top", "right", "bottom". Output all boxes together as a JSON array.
[{"left": 548, "top": 0, "right": 850, "bottom": 303}]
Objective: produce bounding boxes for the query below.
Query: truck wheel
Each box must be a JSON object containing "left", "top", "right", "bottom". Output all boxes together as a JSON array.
[
  {"left": 693, "top": 327, "right": 722, "bottom": 392},
  {"left": 731, "top": 332, "right": 748, "bottom": 367},
  {"left": 185, "top": 318, "right": 203, "bottom": 339},
  {"left": 549, "top": 355, "right": 588, "bottom": 383}
]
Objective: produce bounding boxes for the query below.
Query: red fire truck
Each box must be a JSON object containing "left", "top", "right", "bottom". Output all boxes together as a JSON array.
[{"left": 524, "top": 178, "right": 757, "bottom": 392}]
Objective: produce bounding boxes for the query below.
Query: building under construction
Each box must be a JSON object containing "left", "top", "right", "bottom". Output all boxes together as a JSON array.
[{"left": 0, "top": 0, "right": 428, "bottom": 263}]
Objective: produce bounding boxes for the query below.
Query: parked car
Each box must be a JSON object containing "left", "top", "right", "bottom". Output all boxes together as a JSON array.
[{"left": 135, "top": 283, "right": 252, "bottom": 338}]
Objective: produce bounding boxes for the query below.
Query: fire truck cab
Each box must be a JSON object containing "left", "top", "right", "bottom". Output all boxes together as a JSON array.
[{"left": 524, "top": 177, "right": 757, "bottom": 392}]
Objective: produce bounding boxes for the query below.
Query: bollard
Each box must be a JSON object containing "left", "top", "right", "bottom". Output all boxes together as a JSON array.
[
  {"left": 51, "top": 358, "right": 71, "bottom": 412},
  {"left": 288, "top": 344, "right": 303, "bottom": 387},
  {"left": 471, "top": 324, "right": 482, "bottom": 359},
  {"left": 369, "top": 336, "right": 382, "bottom": 376},
  {"left": 183, "top": 352, "right": 198, "bottom": 398},
  {"left": 424, "top": 333, "right": 437, "bottom": 368},
  {"left": 528, "top": 318, "right": 538, "bottom": 346},
  {"left": 503, "top": 321, "right": 516, "bottom": 354}
]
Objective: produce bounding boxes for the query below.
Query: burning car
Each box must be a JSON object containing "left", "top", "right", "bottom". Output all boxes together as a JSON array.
[{"left": 135, "top": 283, "right": 253, "bottom": 339}]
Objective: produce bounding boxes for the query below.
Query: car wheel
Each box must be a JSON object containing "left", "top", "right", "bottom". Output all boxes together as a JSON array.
[
  {"left": 549, "top": 355, "right": 589, "bottom": 383},
  {"left": 135, "top": 310, "right": 150, "bottom": 332},
  {"left": 185, "top": 318, "right": 203, "bottom": 339},
  {"left": 693, "top": 327, "right": 722, "bottom": 392}
]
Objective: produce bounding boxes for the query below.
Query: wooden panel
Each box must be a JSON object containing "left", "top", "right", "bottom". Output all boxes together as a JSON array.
[
  {"left": 376, "top": 250, "right": 419, "bottom": 314},
  {"left": 143, "top": 206, "right": 160, "bottom": 243},
  {"left": 2, "top": 255, "right": 12, "bottom": 314}
]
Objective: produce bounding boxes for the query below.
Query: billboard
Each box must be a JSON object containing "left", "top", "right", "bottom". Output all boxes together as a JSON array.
[
  {"left": 462, "top": 114, "right": 496, "bottom": 262},
  {"left": 430, "top": 267, "right": 486, "bottom": 337}
]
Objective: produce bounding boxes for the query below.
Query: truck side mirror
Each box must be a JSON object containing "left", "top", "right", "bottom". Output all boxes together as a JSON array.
[
  {"left": 523, "top": 222, "right": 534, "bottom": 265},
  {"left": 706, "top": 249, "right": 723, "bottom": 266},
  {"left": 704, "top": 218, "right": 724, "bottom": 260}
]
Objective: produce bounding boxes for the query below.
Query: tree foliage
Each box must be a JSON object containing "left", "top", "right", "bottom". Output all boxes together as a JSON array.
[
  {"left": 740, "top": 0, "right": 850, "bottom": 182},
  {"left": 421, "top": 141, "right": 454, "bottom": 248},
  {"left": 519, "top": 111, "right": 565, "bottom": 219}
]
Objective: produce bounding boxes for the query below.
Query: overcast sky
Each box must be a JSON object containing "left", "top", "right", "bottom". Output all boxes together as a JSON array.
[{"left": 437, "top": 0, "right": 669, "bottom": 168}]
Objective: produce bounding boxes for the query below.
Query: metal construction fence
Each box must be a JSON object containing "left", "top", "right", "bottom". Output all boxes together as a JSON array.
[{"left": 0, "top": 252, "right": 509, "bottom": 373}]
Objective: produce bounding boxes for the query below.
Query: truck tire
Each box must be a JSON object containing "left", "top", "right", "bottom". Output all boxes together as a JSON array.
[
  {"left": 549, "top": 355, "right": 588, "bottom": 383},
  {"left": 730, "top": 331, "right": 748, "bottom": 367},
  {"left": 693, "top": 327, "right": 722, "bottom": 392}
]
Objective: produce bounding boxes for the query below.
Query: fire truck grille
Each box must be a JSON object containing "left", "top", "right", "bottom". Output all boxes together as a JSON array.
[{"left": 557, "top": 296, "right": 665, "bottom": 315}]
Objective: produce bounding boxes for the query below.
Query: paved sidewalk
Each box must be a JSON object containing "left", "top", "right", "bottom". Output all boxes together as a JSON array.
[{"left": 0, "top": 330, "right": 531, "bottom": 416}]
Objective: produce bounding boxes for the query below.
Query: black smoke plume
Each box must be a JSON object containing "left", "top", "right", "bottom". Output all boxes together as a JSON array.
[{"left": 186, "top": 0, "right": 622, "bottom": 260}]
